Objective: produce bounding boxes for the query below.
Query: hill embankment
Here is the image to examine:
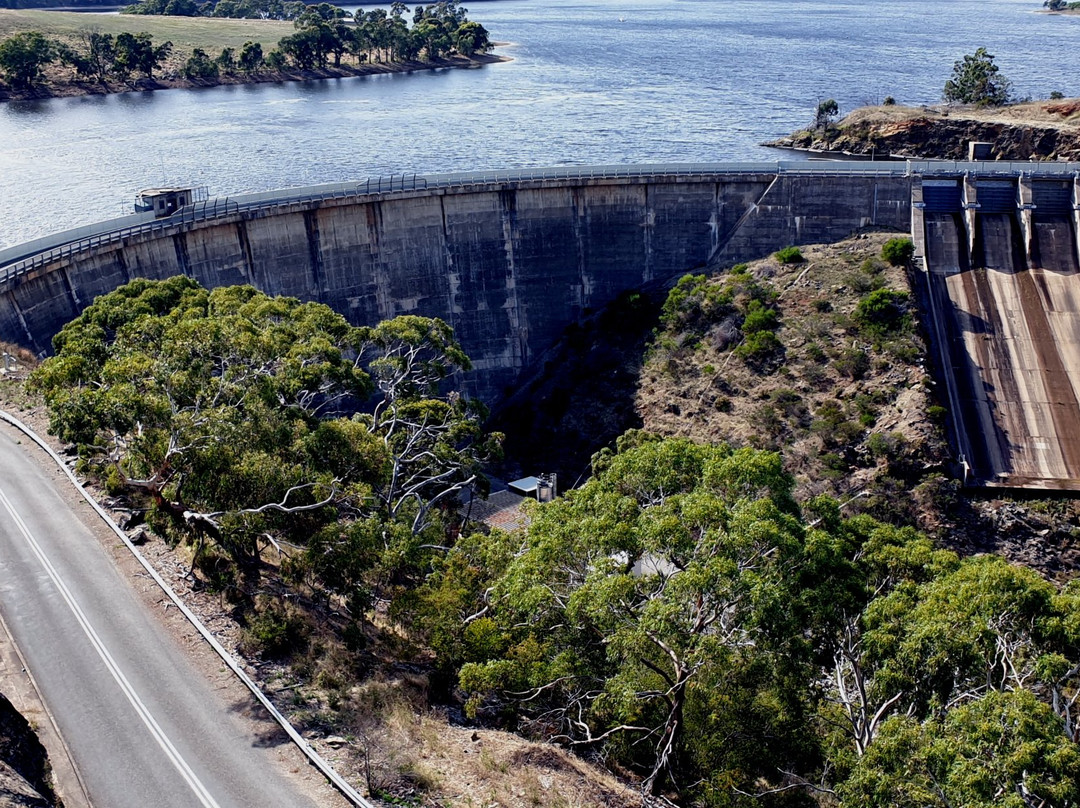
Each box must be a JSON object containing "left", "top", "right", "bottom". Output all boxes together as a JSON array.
[
  {"left": 767, "top": 100, "right": 1080, "bottom": 160},
  {"left": 0, "top": 691, "right": 56, "bottom": 808}
]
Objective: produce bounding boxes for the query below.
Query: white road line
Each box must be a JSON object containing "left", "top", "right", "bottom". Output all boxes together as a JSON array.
[{"left": 0, "top": 485, "right": 223, "bottom": 808}]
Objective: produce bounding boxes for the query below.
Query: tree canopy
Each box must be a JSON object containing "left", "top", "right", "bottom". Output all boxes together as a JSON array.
[
  {"left": 943, "top": 47, "right": 1012, "bottom": 106},
  {"left": 401, "top": 432, "right": 1080, "bottom": 806},
  {"left": 31, "top": 278, "right": 499, "bottom": 610},
  {"left": 0, "top": 31, "right": 53, "bottom": 90}
]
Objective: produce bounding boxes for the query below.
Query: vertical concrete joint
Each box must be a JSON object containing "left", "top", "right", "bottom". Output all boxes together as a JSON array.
[
  {"left": 60, "top": 268, "right": 81, "bottom": 312},
  {"left": 642, "top": 182, "right": 655, "bottom": 283},
  {"left": 303, "top": 210, "right": 325, "bottom": 298},
  {"left": 1017, "top": 175, "right": 1035, "bottom": 265},
  {"left": 498, "top": 189, "right": 524, "bottom": 369},
  {"left": 236, "top": 220, "right": 255, "bottom": 283},
  {"left": 172, "top": 233, "right": 192, "bottom": 279}
]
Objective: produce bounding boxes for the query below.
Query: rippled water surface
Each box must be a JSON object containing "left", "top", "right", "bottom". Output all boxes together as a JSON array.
[{"left": 1, "top": 0, "right": 1077, "bottom": 246}]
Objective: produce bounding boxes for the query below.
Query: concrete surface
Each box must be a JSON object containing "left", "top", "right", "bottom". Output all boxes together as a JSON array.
[
  {"left": 0, "top": 168, "right": 912, "bottom": 404},
  {"left": 920, "top": 175, "right": 1080, "bottom": 489}
]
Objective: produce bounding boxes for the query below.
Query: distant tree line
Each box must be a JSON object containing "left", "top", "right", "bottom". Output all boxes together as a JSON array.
[
  {"left": 180, "top": 2, "right": 491, "bottom": 80},
  {"left": 120, "top": 0, "right": 493, "bottom": 65},
  {"left": 0, "top": 0, "right": 103, "bottom": 7},
  {"left": 0, "top": 1, "right": 490, "bottom": 93},
  {"left": 0, "top": 29, "right": 172, "bottom": 90}
]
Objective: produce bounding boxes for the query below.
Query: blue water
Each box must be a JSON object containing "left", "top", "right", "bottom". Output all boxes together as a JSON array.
[{"left": 1, "top": 0, "right": 1077, "bottom": 247}]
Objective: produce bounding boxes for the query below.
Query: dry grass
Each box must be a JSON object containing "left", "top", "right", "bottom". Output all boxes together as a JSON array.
[
  {"left": 0, "top": 9, "right": 293, "bottom": 54},
  {"left": 636, "top": 232, "right": 939, "bottom": 504},
  {"left": 837, "top": 98, "right": 1080, "bottom": 131},
  {"left": 0, "top": 341, "right": 39, "bottom": 411},
  {"left": 334, "top": 686, "right": 644, "bottom": 808}
]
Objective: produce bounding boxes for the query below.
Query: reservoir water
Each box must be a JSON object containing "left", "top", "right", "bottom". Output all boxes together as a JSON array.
[{"left": 1, "top": 0, "right": 1077, "bottom": 248}]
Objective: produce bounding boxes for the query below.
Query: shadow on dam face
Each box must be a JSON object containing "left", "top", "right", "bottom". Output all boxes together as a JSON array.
[{"left": 0, "top": 165, "right": 916, "bottom": 407}]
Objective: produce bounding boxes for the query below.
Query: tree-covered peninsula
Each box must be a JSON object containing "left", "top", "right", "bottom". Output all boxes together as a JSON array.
[{"left": 0, "top": 0, "right": 499, "bottom": 101}]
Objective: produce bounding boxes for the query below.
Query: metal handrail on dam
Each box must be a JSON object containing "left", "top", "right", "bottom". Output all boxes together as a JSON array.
[{"left": 4, "top": 160, "right": 1075, "bottom": 285}]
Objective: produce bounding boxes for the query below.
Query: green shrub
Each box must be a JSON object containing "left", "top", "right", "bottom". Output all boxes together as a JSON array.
[
  {"left": 820, "top": 451, "right": 849, "bottom": 473},
  {"left": 812, "top": 299, "right": 832, "bottom": 313},
  {"left": 775, "top": 246, "right": 804, "bottom": 264},
  {"left": 661, "top": 274, "right": 730, "bottom": 332},
  {"left": 854, "top": 288, "right": 910, "bottom": 335},
  {"left": 742, "top": 299, "right": 779, "bottom": 334},
  {"left": 834, "top": 347, "right": 871, "bottom": 379},
  {"left": 883, "top": 95, "right": 896, "bottom": 106},
  {"left": 804, "top": 342, "right": 826, "bottom": 363},
  {"left": 242, "top": 599, "right": 310, "bottom": 659},
  {"left": 772, "top": 388, "right": 810, "bottom": 427},
  {"left": 736, "top": 330, "right": 784, "bottom": 370},
  {"left": 927, "top": 404, "right": 948, "bottom": 423},
  {"left": 881, "top": 237, "right": 915, "bottom": 266},
  {"left": 750, "top": 403, "right": 784, "bottom": 439},
  {"left": 866, "top": 431, "right": 908, "bottom": 461}
]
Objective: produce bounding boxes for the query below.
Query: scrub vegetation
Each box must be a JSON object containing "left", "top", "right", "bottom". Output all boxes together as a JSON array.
[{"left": 13, "top": 232, "right": 1080, "bottom": 807}]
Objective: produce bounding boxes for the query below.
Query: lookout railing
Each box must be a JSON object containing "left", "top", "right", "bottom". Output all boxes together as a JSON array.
[{"left": 2, "top": 161, "right": 1078, "bottom": 285}]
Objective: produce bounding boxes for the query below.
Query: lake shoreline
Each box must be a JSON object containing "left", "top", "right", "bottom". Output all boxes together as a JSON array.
[{"left": 0, "top": 51, "right": 511, "bottom": 103}]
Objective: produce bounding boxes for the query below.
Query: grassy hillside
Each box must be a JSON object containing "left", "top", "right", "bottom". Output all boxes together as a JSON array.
[
  {"left": 0, "top": 8, "right": 292, "bottom": 54},
  {"left": 495, "top": 231, "right": 1080, "bottom": 579}
]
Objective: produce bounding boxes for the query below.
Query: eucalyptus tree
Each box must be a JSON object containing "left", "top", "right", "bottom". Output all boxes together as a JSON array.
[
  {"left": 0, "top": 31, "right": 54, "bottom": 90},
  {"left": 943, "top": 47, "right": 1012, "bottom": 106},
  {"left": 459, "top": 434, "right": 812, "bottom": 800},
  {"left": 31, "top": 279, "right": 498, "bottom": 604}
]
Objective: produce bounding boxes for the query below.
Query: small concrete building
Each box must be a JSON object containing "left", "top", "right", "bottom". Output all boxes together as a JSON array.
[{"left": 134, "top": 187, "right": 207, "bottom": 218}]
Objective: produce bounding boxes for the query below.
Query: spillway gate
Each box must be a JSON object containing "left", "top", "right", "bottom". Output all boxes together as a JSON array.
[{"left": 913, "top": 170, "right": 1080, "bottom": 490}]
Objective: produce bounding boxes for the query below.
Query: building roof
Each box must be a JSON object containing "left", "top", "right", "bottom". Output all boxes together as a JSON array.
[{"left": 460, "top": 489, "right": 529, "bottom": 531}]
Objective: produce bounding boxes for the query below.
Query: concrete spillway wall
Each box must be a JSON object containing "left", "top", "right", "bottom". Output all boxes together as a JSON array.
[
  {"left": 913, "top": 171, "right": 1080, "bottom": 489},
  {"left": 0, "top": 165, "right": 912, "bottom": 403}
]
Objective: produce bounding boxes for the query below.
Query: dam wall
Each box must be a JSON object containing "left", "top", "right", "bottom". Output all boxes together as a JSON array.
[
  {"left": 8, "top": 161, "right": 1080, "bottom": 492},
  {"left": 0, "top": 164, "right": 913, "bottom": 403}
]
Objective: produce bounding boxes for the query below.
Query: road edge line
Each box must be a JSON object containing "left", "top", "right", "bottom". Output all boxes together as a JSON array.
[
  {"left": 0, "top": 409, "right": 375, "bottom": 808},
  {"left": 0, "top": 604, "right": 93, "bottom": 808}
]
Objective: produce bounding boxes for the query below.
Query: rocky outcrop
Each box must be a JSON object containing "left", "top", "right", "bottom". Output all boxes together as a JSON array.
[
  {"left": 0, "top": 693, "right": 54, "bottom": 808},
  {"left": 769, "top": 103, "right": 1080, "bottom": 161}
]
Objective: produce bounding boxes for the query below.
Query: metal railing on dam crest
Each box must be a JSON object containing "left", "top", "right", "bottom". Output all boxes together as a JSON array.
[{"left": 3, "top": 160, "right": 1078, "bottom": 283}]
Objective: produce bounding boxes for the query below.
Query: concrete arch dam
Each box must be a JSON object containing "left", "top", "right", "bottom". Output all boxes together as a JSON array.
[
  {"left": 0, "top": 164, "right": 913, "bottom": 400},
  {"left": 2, "top": 162, "right": 1080, "bottom": 490}
]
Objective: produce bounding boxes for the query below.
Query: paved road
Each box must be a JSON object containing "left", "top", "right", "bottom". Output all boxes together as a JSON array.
[{"left": 0, "top": 428, "right": 324, "bottom": 808}]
